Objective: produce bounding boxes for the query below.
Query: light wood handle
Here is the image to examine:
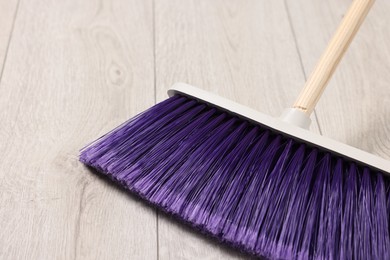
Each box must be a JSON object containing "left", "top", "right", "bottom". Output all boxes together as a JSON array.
[{"left": 293, "top": 0, "right": 375, "bottom": 115}]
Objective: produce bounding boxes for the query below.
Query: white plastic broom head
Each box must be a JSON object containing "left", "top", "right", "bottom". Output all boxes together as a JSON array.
[{"left": 168, "top": 82, "right": 389, "bottom": 174}]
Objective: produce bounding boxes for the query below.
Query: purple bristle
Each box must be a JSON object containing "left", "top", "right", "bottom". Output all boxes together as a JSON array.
[{"left": 80, "top": 95, "right": 390, "bottom": 259}]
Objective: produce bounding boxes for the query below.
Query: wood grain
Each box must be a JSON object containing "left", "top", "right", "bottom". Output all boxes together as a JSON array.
[
  {"left": 286, "top": 0, "right": 390, "bottom": 160},
  {"left": 154, "top": 0, "right": 319, "bottom": 259},
  {"left": 0, "top": 0, "right": 157, "bottom": 259}
]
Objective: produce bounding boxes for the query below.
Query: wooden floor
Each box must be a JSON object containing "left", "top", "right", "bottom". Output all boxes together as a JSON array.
[{"left": 0, "top": 0, "right": 389, "bottom": 259}]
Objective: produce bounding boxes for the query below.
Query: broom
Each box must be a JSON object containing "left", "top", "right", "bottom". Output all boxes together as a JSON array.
[{"left": 80, "top": 0, "right": 390, "bottom": 258}]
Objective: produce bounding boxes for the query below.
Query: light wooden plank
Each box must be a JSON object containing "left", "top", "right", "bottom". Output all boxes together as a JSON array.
[
  {"left": 0, "top": 0, "right": 19, "bottom": 73},
  {"left": 286, "top": 0, "right": 390, "bottom": 161},
  {"left": 0, "top": 0, "right": 157, "bottom": 259},
  {"left": 155, "top": 0, "right": 320, "bottom": 258}
]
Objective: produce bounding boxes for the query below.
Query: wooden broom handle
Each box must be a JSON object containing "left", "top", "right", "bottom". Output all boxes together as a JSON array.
[{"left": 293, "top": 0, "right": 375, "bottom": 115}]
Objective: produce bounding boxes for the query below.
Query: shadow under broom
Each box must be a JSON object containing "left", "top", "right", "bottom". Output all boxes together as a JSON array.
[{"left": 80, "top": 0, "right": 390, "bottom": 259}]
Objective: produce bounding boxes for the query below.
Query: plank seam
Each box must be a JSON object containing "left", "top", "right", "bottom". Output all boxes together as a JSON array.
[
  {"left": 0, "top": 0, "right": 21, "bottom": 88},
  {"left": 284, "top": 0, "right": 324, "bottom": 135}
]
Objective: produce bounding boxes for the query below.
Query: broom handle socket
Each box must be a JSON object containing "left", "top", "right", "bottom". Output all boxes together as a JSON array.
[{"left": 293, "top": 0, "right": 375, "bottom": 115}]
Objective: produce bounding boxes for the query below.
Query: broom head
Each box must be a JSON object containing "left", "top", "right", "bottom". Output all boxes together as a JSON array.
[{"left": 80, "top": 83, "right": 390, "bottom": 259}]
